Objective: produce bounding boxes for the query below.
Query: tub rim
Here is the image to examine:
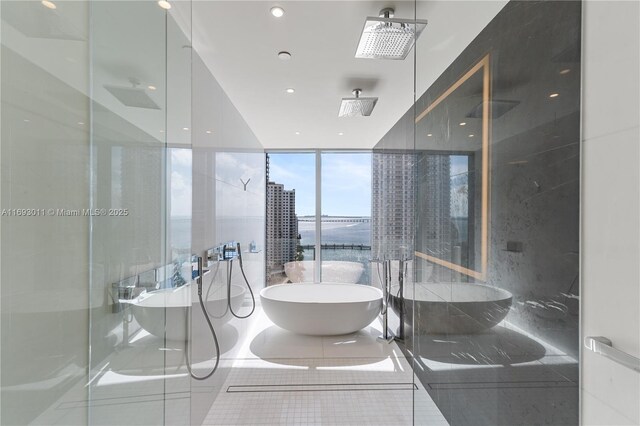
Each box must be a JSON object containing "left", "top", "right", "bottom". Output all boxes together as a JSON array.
[
  {"left": 392, "top": 282, "right": 513, "bottom": 304},
  {"left": 260, "top": 283, "right": 383, "bottom": 305}
]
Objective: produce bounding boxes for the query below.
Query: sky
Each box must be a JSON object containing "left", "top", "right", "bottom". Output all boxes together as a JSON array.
[
  {"left": 170, "top": 148, "right": 192, "bottom": 217},
  {"left": 268, "top": 152, "right": 372, "bottom": 217}
]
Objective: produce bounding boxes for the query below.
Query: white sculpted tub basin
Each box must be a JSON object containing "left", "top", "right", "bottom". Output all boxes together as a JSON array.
[
  {"left": 260, "top": 283, "right": 382, "bottom": 336},
  {"left": 131, "top": 283, "right": 245, "bottom": 340},
  {"left": 391, "top": 282, "right": 513, "bottom": 334},
  {"left": 284, "top": 261, "right": 365, "bottom": 283}
]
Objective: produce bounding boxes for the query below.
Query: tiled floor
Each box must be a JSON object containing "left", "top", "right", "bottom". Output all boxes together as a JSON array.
[
  {"left": 202, "top": 308, "right": 448, "bottom": 425},
  {"left": 28, "top": 303, "right": 448, "bottom": 426}
]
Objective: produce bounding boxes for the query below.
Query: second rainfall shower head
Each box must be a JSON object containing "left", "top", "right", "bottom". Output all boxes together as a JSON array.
[
  {"left": 338, "top": 89, "right": 378, "bottom": 117},
  {"left": 355, "top": 8, "right": 428, "bottom": 60}
]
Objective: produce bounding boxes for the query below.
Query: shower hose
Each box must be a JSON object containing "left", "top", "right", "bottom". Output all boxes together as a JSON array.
[
  {"left": 184, "top": 242, "right": 256, "bottom": 380},
  {"left": 184, "top": 259, "right": 221, "bottom": 381}
]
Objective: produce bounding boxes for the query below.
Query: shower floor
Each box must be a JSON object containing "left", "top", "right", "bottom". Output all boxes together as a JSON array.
[
  {"left": 199, "top": 307, "right": 447, "bottom": 425},
  {"left": 28, "top": 303, "right": 447, "bottom": 425}
]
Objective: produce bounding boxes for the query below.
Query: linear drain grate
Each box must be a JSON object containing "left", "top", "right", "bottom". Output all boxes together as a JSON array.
[
  {"left": 227, "top": 382, "right": 417, "bottom": 393},
  {"left": 428, "top": 380, "right": 578, "bottom": 390}
]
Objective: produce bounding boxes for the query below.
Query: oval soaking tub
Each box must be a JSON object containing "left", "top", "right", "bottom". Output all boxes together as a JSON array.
[
  {"left": 260, "top": 283, "right": 382, "bottom": 336},
  {"left": 284, "top": 261, "right": 364, "bottom": 284},
  {"left": 131, "top": 283, "right": 245, "bottom": 340},
  {"left": 391, "top": 282, "right": 512, "bottom": 334}
]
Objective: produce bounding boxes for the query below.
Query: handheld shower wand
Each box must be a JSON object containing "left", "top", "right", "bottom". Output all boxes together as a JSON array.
[
  {"left": 227, "top": 242, "right": 256, "bottom": 319},
  {"left": 184, "top": 256, "right": 220, "bottom": 381}
]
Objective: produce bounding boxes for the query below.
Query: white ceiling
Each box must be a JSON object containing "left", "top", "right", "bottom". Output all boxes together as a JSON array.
[
  {"left": 184, "top": 1, "right": 508, "bottom": 150},
  {"left": 188, "top": 1, "right": 417, "bottom": 150}
]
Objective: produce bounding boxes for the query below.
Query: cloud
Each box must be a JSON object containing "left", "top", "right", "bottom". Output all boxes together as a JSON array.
[
  {"left": 172, "top": 149, "right": 192, "bottom": 168},
  {"left": 171, "top": 170, "right": 192, "bottom": 217},
  {"left": 215, "top": 152, "right": 265, "bottom": 191}
]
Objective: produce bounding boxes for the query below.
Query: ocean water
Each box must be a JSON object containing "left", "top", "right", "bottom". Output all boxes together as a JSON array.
[{"left": 298, "top": 220, "right": 371, "bottom": 284}]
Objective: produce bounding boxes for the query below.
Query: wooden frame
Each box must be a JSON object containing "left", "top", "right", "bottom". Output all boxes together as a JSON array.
[{"left": 414, "top": 54, "right": 491, "bottom": 281}]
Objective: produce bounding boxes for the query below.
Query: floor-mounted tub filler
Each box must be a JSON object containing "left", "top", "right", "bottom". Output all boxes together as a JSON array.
[{"left": 260, "top": 283, "right": 383, "bottom": 335}]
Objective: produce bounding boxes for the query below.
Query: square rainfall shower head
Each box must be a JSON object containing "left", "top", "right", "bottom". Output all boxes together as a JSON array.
[
  {"left": 338, "top": 90, "right": 378, "bottom": 117},
  {"left": 355, "top": 16, "right": 427, "bottom": 60}
]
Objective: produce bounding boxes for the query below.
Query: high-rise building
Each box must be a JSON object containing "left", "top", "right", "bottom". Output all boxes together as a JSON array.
[
  {"left": 266, "top": 181, "right": 298, "bottom": 282},
  {"left": 371, "top": 152, "right": 416, "bottom": 261}
]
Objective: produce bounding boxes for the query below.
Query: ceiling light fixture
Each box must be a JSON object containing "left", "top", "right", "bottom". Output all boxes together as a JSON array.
[
  {"left": 559, "top": 69, "right": 571, "bottom": 75},
  {"left": 41, "top": 1, "right": 57, "bottom": 9},
  {"left": 206, "top": 130, "right": 212, "bottom": 134},
  {"left": 549, "top": 93, "right": 559, "bottom": 98},
  {"left": 78, "top": 122, "right": 84, "bottom": 125},
  {"left": 295, "top": 131, "right": 301, "bottom": 135},
  {"left": 158, "top": 1, "right": 171, "bottom": 10},
  {"left": 459, "top": 122, "right": 466, "bottom": 126},
  {"left": 182, "top": 127, "right": 189, "bottom": 131},
  {"left": 148, "top": 85, "right": 157, "bottom": 91},
  {"left": 285, "top": 88, "right": 295, "bottom": 94},
  {"left": 270, "top": 6, "right": 285, "bottom": 18},
  {"left": 427, "top": 133, "right": 432, "bottom": 137},
  {"left": 278, "top": 51, "right": 292, "bottom": 61},
  {"left": 469, "top": 134, "right": 474, "bottom": 138},
  {"left": 338, "top": 132, "right": 344, "bottom": 136}
]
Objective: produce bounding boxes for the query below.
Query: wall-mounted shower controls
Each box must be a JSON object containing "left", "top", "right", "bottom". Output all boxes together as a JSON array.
[{"left": 211, "top": 241, "right": 239, "bottom": 261}]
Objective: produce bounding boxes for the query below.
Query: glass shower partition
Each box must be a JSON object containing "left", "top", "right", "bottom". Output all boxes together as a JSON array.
[
  {"left": 88, "top": 1, "right": 192, "bottom": 424},
  {"left": 412, "top": 1, "right": 581, "bottom": 425}
]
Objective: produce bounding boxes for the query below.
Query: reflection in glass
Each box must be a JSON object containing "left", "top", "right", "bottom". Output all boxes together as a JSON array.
[{"left": 415, "top": 55, "right": 489, "bottom": 281}]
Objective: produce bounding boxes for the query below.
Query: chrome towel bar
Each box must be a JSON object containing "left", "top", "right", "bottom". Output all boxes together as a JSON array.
[{"left": 584, "top": 336, "right": 640, "bottom": 373}]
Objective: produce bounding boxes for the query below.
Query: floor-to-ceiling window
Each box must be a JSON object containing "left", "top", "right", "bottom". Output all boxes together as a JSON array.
[{"left": 266, "top": 151, "right": 372, "bottom": 285}]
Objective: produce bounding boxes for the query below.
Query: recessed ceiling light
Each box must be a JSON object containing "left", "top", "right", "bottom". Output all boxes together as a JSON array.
[
  {"left": 559, "top": 68, "right": 571, "bottom": 75},
  {"left": 285, "top": 88, "right": 295, "bottom": 94},
  {"left": 159, "top": 130, "right": 165, "bottom": 133},
  {"left": 270, "top": 6, "right": 285, "bottom": 17},
  {"left": 427, "top": 133, "right": 433, "bottom": 137},
  {"left": 182, "top": 127, "right": 189, "bottom": 131},
  {"left": 295, "top": 131, "right": 300, "bottom": 135},
  {"left": 23, "top": 119, "right": 30, "bottom": 123},
  {"left": 158, "top": 1, "right": 171, "bottom": 10},
  {"left": 338, "top": 132, "right": 344, "bottom": 136},
  {"left": 206, "top": 130, "right": 212, "bottom": 134},
  {"left": 41, "top": 1, "right": 56, "bottom": 10},
  {"left": 148, "top": 85, "right": 156, "bottom": 91},
  {"left": 549, "top": 93, "right": 559, "bottom": 98},
  {"left": 278, "top": 51, "right": 292, "bottom": 61},
  {"left": 459, "top": 122, "right": 466, "bottom": 126},
  {"left": 468, "top": 134, "right": 474, "bottom": 138},
  {"left": 78, "top": 122, "right": 84, "bottom": 125}
]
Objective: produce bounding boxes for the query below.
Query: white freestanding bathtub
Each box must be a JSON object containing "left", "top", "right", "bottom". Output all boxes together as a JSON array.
[
  {"left": 284, "top": 261, "right": 365, "bottom": 284},
  {"left": 391, "top": 282, "right": 513, "bottom": 334},
  {"left": 131, "top": 283, "right": 245, "bottom": 340},
  {"left": 260, "top": 283, "right": 383, "bottom": 336}
]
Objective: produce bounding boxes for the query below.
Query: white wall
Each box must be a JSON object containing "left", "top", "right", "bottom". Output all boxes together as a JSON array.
[
  {"left": 416, "top": 0, "right": 508, "bottom": 99},
  {"left": 581, "top": 1, "right": 640, "bottom": 424},
  {"left": 0, "top": 2, "right": 90, "bottom": 424}
]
